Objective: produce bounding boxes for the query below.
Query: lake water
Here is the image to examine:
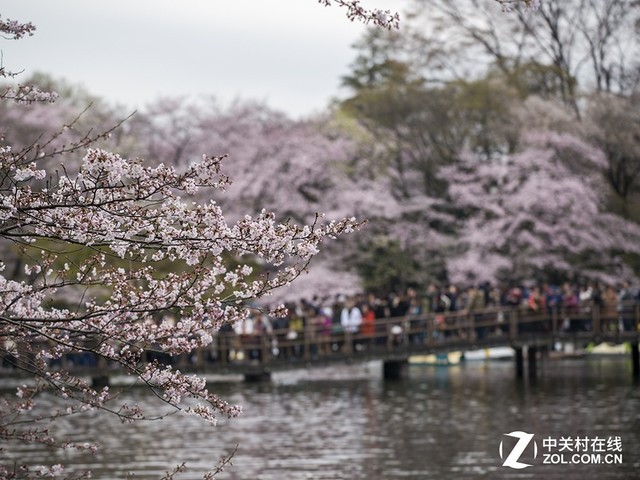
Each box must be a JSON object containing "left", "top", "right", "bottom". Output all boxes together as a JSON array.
[{"left": 4, "top": 356, "right": 640, "bottom": 479}]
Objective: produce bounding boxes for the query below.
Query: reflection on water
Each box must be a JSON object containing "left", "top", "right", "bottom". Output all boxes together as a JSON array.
[{"left": 4, "top": 357, "right": 640, "bottom": 479}]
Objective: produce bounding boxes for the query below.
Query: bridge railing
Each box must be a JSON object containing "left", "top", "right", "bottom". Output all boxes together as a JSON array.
[
  {"left": 206, "top": 301, "right": 640, "bottom": 370},
  {"left": 2, "top": 302, "right": 639, "bottom": 375}
]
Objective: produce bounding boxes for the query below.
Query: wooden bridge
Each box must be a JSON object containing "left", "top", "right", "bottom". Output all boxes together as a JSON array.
[
  {"left": 2, "top": 304, "right": 639, "bottom": 385},
  {"left": 174, "top": 304, "right": 640, "bottom": 381}
]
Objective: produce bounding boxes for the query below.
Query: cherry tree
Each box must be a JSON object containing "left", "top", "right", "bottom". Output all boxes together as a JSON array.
[
  {"left": 123, "top": 98, "right": 370, "bottom": 299},
  {"left": 443, "top": 131, "right": 640, "bottom": 285},
  {"left": 112, "top": 91, "right": 452, "bottom": 298},
  {"left": 0, "top": 11, "right": 362, "bottom": 478},
  {"left": 132, "top": 96, "right": 454, "bottom": 296},
  {"left": 132, "top": 99, "right": 349, "bottom": 221}
]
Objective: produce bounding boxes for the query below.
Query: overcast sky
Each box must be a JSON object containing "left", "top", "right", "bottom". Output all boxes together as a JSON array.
[{"left": 2, "top": 0, "right": 406, "bottom": 118}]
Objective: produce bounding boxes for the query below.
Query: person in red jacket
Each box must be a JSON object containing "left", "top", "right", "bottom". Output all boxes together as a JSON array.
[{"left": 360, "top": 303, "right": 376, "bottom": 350}]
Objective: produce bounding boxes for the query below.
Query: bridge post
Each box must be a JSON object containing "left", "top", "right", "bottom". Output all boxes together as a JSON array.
[
  {"left": 514, "top": 347, "right": 524, "bottom": 378},
  {"left": 262, "top": 335, "right": 271, "bottom": 366},
  {"left": 383, "top": 359, "right": 409, "bottom": 380},
  {"left": 244, "top": 370, "right": 271, "bottom": 382},
  {"left": 219, "top": 333, "right": 230, "bottom": 366},
  {"left": 344, "top": 331, "right": 353, "bottom": 355},
  {"left": 551, "top": 308, "right": 558, "bottom": 336},
  {"left": 631, "top": 341, "right": 639, "bottom": 380},
  {"left": 509, "top": 310, "right": 519, "bottom": 341},
  {"left": 92, "top": 374, "right": 110, "bottom": 389},
  {"left": 303, "top": 325, "right": 312, "bottom": 361},
  {"left": 468, "top": 312, "right": 475, "bottom": 340},
  {"left": 528, "top": 346, "right": 537, "bottom": 379},
  {"left": 592, "top": 305, "right": 601, "bottom": 336},
  {"left": 426, "top": 314, "right": 434, "bottom": 347}
]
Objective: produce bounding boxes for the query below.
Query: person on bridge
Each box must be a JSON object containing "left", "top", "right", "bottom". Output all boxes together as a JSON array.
[
  {"left": 341, "top": 297, "right": 362, "bottom": 352},
  {"left": 360, "top": 303, "right": 376, "bottom": 349}
]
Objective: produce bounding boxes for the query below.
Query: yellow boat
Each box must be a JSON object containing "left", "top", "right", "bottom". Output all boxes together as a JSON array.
[
  {"left": 409, "top": 351, "right": 463, "bottom": 366},
  {"left": 587, "top": 342, "right": 629, "bottom": 355}
]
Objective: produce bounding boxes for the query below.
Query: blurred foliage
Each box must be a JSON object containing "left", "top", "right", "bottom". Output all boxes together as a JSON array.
[{"left": 353, "top": 236, "right": 423, "bottom": 294}]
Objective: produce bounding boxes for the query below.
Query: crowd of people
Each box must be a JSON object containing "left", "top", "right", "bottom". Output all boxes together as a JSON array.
[
  {"left": 3, "top": 280, "right": 638, "bottom": 370},
  {"left": 224, "top": 280, "right": 640, "bottom": 363}
]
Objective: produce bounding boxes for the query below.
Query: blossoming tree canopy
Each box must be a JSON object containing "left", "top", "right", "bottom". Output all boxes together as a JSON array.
[
  {"left": 0, "top": 11, "right": 360, "bottom": 479},
  {"left": 442, "top": 131, "right": 640, "bottom": 284}
]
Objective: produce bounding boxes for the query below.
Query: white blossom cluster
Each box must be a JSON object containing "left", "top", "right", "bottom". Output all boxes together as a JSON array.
[{"left": 0, "top": 84, "right": 59, "bottom": 104}]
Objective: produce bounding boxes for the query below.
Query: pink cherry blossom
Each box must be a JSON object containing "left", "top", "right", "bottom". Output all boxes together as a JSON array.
[{"left": 442, "top": 131, "right": 640, "bottom": 284}]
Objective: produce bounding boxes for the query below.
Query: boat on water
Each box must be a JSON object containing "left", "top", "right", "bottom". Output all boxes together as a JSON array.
[
  {"left": 409, "top": 347, "right": 514, "bottom": 366},
  {"left": 409, "top": 351, "right": 464, "bottom": 366},
  {"left": 462, "top": 346, "right": 514, "bottom": 361},
  {"left": 587, "top": 342, "right": 629, "bottom": 355},
  {"left": 408, "top": 343, "right": 630, "bottom": 366}
]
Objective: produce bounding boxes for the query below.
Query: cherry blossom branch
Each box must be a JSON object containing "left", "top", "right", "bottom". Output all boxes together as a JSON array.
[
  {"left": 317, "top": 0, "right": 400, "bottom": 29},
  {"left": 0, "top": 17, "right": 58, "bottom": 106},
  {"left": 0, "top": 7, "right": 363, "bottom": 478},
  {"left": 0, "top": 16, "right": 35, "bottom": 41},
  {"left": 0, "top": 144, "right": 360, "bottom": 475}
]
